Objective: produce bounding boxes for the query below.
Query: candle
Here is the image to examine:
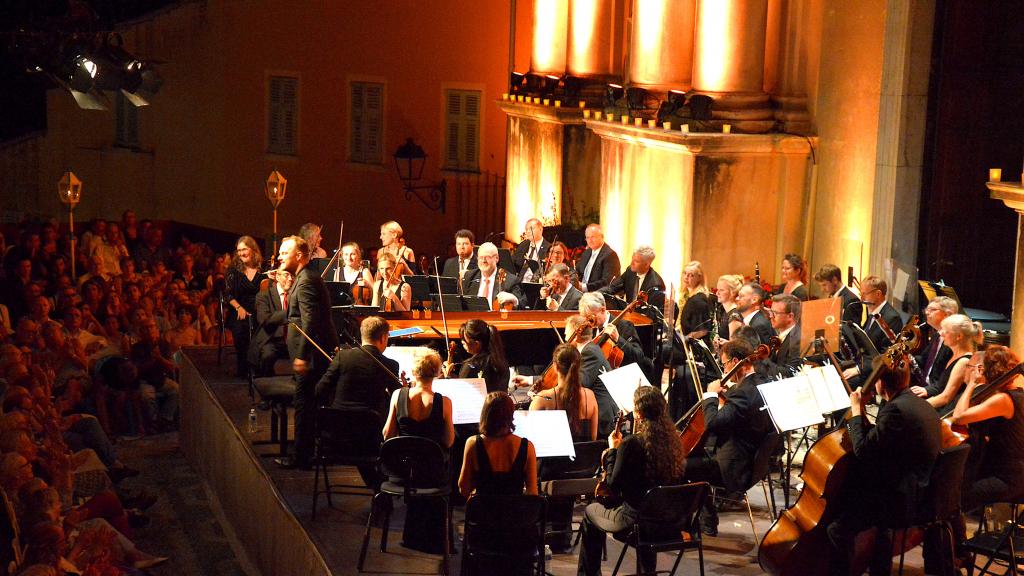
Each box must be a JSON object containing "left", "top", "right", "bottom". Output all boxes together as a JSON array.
[
  {"left": 648, "top": 119, "right": 657, "bottom": 128},
  {"left": 502, "top": 93, "right": 509, "bottom": 100},
  {"left": 663, "top": 121, "right": 672, "bottom": 130},
  {"left": 578, "top": 101, "right": 586, "bottom": 108},
  {"left": 543, "top": 98, "right": 550, "bottom": 106},
  {"left": 990, "top": 168, "right": 1003, "bottom": 182},
  {"left": 634, "top": 117, "right": 643, "bottom": 127},
  {"left": 681, "top": 124, "right": 690, "bottom": 133},
  {"left": 723, "top": 124, "right": 732, "bottom": 133},
  {"left": 534, "top": 97, "right": 541, "bottom": 104},
  {"left": 554, "top": 100, "right": 561, "bottom": 107},
  {"left": 583, "top": 109, "right": 591, "bottom": 119},
  {"left": 606, "top": 112, "right": 614, "bottom": 121},
  {"left": 621, "top": 115, "right": 629, "bottom": 124}
]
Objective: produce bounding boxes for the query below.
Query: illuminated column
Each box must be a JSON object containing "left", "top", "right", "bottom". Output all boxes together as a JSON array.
[
  {"left": 627, "top": 0, "right": 697, "bottom": 92},
  {"left": 566, "top": 0, "right": 626, "bottom": 80},
  {"left": 767, "top": 0, "right": 812, "bottom": 133},
  {"left": 531, "top": 0, "right": 569, "bottom": 75},
  {"left": 989, "top": 180, "right": 1024, "bottom": 358},
  {"left": 691, "top": 0, "right": 774, "bottom": 130}
]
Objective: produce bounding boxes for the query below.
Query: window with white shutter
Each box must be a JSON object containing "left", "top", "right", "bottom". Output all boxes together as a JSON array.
[
  {"left": 444, "top": 89, "right": 481, "bottom": 172},
  {"left": 267, "top": 75, "right": 299, "bottom": 155},
  {"left": 350, "top": 81, "right": 384, "bottom": 164}
]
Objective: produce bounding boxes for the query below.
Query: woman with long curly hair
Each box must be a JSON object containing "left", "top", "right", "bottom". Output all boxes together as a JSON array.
[{"left": 577, "top": 386, "right": 685, "bottom": 576}]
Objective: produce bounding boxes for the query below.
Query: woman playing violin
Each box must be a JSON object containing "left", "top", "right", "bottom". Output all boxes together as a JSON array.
[
  {"left": 529, "top": 343, "right": 598, "bottom": 441},
  {"left": 340, "top": 242, "right": 373, "bottom": 304},
  {"left": 371, "top": 252, "right": 412, "bottom": 312}
]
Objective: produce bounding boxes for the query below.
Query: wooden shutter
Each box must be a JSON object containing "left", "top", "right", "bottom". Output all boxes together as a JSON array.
[
  {"left": 444, "top": 89, "right": 481, "bottom": 171},
  {"left": 268, "top": 76, "right": 298, "bottom": 155},
  {"left": 351, "top": 81, "right": 384, "bottom": 163}
]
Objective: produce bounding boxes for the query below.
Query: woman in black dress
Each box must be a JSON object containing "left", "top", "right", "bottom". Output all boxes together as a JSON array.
[
  {"left": 458, "top": 391, "right": 538, "bottom": 498},
  {"left": 224, "top": 236, "right": 262, "bottom": 377},
  {"left": 925, "top": 313, "right": 982, "bottom": 414},
  {"left": 444, "top": 319, "right": 510, "bottom": 393},
  {"left": 775, "top": 253, "right": 808, "bottom": 301},
  {"left": 382, "top": 349, "right": 455, "bottom": 554}
]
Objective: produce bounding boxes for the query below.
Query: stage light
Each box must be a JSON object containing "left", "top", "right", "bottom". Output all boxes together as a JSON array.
[
  {"left": 604, "top": 83, "right": 624, "bottom": 108},
  {"left": 656, "top": 90, "right": 687, "bottom": 122},
  {"left": 540, "top": 74, "right": 561, "bottom": 97},
  {"left": 625, "top": 86, "right": 647, "bottom": 111},
  {"left": 510, "top": 71, "right": 527, "bottom": 94},
  {"left": 563, "top": 75, "right": 584, "bottom": 102},
  {"left": 689, "top": 94, "right": 714, "bottom": 120}
]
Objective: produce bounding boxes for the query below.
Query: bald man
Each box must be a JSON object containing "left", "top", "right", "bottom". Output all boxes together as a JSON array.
[
  {"left": 574, "top": 223, "right": 621, "bottom": 292},
  {"left": 463, "top": 242, "right": 524, "bottom": 309}
]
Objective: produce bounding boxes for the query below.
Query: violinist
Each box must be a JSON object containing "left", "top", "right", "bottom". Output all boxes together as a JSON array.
[
  {"left": 909, "top": 296, "right": 957, "bottom": 394},
  {"left": 378, "top": 220, "right": 417, "bottom": 275},
  {"left": 512, "top": 218, "right": 550, "bottom": 282},
  {"left": 539, "top": 263, "right": 582, "bottom": 311},
  {"left": 763, "top": 294, "right": 802, "bottom": 378},
  {"left": 440, "top": 229, "right": 478, "bottom": 290},
  {"left": 920, "top": 314, "right": 982, "bottom": 414},
  {"left": 567, "top": 314, "right": 616, "bottom": 437},
  {"left": 371, "top": 252, "right": 412, "bottom": 312},
  {"left": 529, "top": 343, "right": 599, "bottom": 441},
  {"left": 339, "top": 242, "right": 373, "bottom": 304},
  {"left": 298, "top": 223, "right": 328, "bottom": 259},
  {"left": 684, "top": 338, "right": 773, "bottom": 536},
  {"left": 463, "top": 242, "right": 522, "bottom": 310},
  {"left": 598, "top": 246, "right": 665, "bottom": 308},
  {"left": 579, "top": 292, "right": 648, "bottom": 376},
  {"left": 442, "top": 319, "right": 510, "bottom": 393},
  {"left": 826, "top": 358, "right": 940, "bottom": 576}
]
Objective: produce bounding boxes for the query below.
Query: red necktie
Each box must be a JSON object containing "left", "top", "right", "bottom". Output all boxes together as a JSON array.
[{"left": 282, "top": 290, "right": 288, "bottom": 310}]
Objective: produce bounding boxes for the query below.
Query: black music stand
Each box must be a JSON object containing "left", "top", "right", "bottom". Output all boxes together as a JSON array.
[
  {"left": 519, "top": 282, "right": 543, "bottom": 310},
  {"left": 431, "top": 294, "right": 491, "bottom": 312},
  {"left": 307, "top": 257, "right": 330, "bottom": 276},
  {"left": 403, "top": 275, "right": 459, "bottom": 302},
  {"left": 497, "top": 249, "right": 516, "bottom": 274},
  {"left": 325, "top": 281, "right": 354, "bottom": 306}
]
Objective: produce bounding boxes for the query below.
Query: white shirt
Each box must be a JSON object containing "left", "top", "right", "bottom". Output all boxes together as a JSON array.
[
  {"left": 742, "top": 309, "right": 759, "bottom": 325},
  {"left": 777, "top": 324, "right": 795, "bottom": 343}
]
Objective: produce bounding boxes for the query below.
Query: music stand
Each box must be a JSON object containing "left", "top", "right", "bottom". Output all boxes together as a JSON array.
[
  {"left": 497, "top": 249, "right": 516, "bottom": 274},
  {"left": 324, "top": 281, "right": 354, "bottom": 306},
  {"left": 519, "top": 282, "right": 543, "bottom": 310},
  {"left": 843, "top": 321, "right": 879, "bottom": 357},
  {"left": 461, "top": 295, "right": 491, "bottom": 312},
  {"left": 403, "top": 275, "right": 459, "bottom": 302},
  {"left": 430, "top": 294, "right": 491, "bottom": 312},
  {"left": 800, "top": 297, "right": 842, "bottom": 354},
  {"left": 307, "top": 257, "right": 330, "bottom": 276}
]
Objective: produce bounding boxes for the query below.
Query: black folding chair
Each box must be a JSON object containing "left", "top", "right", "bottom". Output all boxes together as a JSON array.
[
  {"left": 611, "top": 482, "right": 711, "bottom": 576},
  {"left": 462, "top": 494, "right": 546, "bottom": 576},
  {"left": 311, "top": 406, "right": 382, "bottom": 520}
]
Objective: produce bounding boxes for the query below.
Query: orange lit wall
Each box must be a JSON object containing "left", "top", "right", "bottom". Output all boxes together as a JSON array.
[{"left": 505, "top": 114, "right": 564, "bottom": 236}]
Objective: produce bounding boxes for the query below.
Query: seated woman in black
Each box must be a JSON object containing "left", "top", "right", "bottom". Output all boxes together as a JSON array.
[
  {"left": 458, "top": 391, "right": 538, "bottom": 498},
  {"left": 577, "top": 386, "right": 686, "bottom": 576},
  {"left": 382, "top": 349, "right": 455, "bottom": 554},
  {"left": 444, "top": 318, "right": 510, "bottom": 393}
]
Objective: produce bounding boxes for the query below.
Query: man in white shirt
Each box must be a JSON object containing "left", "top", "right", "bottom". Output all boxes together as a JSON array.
[
  {"left": 463, "top": 242, "right": 521, "bottom": 310},
  {"left": 512, "top": 218, "right": 550, "bottom": 283}
]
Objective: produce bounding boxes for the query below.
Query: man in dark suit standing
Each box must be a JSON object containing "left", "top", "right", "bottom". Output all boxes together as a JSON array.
[
  {"left": 598, "top": 245, "right": 666, "bottom": 311},
  {"left": 685, "top": 338, "right": 774, "bottom": 535},
  {"left": 729, "top": 282, "right": 777, "bottom": 346},
  {"left": 827, "top": 361, "right": 941, "bottom": 576},
  {"left": 463, "top": 242, "right": 523, "bottom": 309},
  {"left": 248, "top": 269, "right": 293, "bottom": 376},
  {"left": 842, "top": 276, "right": 904, "bottom": 383},
  {"left": 574, "top": 223, "right": 620, "bottom": 292},
  {"left": 512, "top": 218, "right": 550, "bottom": 283},
  {"left": 765, "top": 293, "right": 802, "bottom": 378},
  {"left": 441, "top": 229, "right": 478, "bottom": 292},
  {"left": 276, "top": 236, "right": 339, "bottom": 470},
  {"left": 540, "top": 263, "right": 582, "bottom": 311},
  {"left": 814, "top": 264, "right": 860, "bottom": 322}
]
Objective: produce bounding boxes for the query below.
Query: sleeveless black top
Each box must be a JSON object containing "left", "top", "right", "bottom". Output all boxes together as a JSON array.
[
  {"left": 474, "top": 435, "right": 529, "bottom": 495},
  {"left": 396, "top": 388, "right": 446, "bottom": 449},
  {"left": 547, "top": 391, "right": 592, "bottom": 442},
  {"left": 980, "top": 389, "right": 1024, "bottom": 478},
  {"left": 934, "top": 353, "right": 971, "bottom": 414}
]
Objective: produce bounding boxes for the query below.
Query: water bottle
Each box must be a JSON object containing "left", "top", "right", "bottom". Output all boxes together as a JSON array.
[{"left": 248, "top": 408, "right": 258, "bottom": 433}]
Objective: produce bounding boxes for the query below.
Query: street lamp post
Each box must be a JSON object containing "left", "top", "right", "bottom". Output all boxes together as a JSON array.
[
  {"left": 57, "top": 171, "right": 83, "bottom": 278},
  {"left": 265, "top": 169, "right": 288, "bottom": 266}
]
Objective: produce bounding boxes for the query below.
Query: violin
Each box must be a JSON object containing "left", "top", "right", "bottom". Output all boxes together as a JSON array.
[
  {"left": 443, "top": 340, "right": 459, "bottom": 378},
  {"left": 594, "top": 411, "right": 627, "bottom": 506},
  {"left": 493, "top": 267, "right": 508, "bottom": 311},
  {"left": 716, "top": 337, "right": 779, "bottom": 398},
  {"left": 591, "top": 292, "right": 648, "bottom": 369},
  {"left": 531, "top": 317, "right": 598, "bottom": 393}
]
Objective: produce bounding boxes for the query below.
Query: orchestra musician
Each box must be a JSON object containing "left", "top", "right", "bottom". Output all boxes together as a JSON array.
[
  {"left": 545, "top": 240, "right": 580, "bottom": 288},
  {"left": 371, "top": 252, "right": 412, "bottom": 312},
  {"left": 909, "top": 296, "right": 957, "bottom": 394},
  {"left": 841, "top": 276, "right": 904, "bottom": 382},
  {"left": 764, "top": 294, "right": 802, "bottom": 378},
  {"left": 598, "top": 245, "right": 665, "bottom": 310},
  {"left": 539, "top": 263, "right": 582, "bottom": 312},
  {"left": 442, "top": 319, "right": 510, "bottom": 393},
  {"left": 378, "top": 220, "right": 417, "bottom": 275},
  {"left": 248, "top": 268, "right": 292, "bottom": 377},
  {"left": 684, "top": 338, "right": 773, "bottom": 536},
  {"left": 576, "top": 386, "right": 685, "bottom": 576},
  {"left": 512, "top": 218, "right": 550, "bottom": 282},
  {"left": 298, "top": 223, "right": 328, "bottom": 259},
  {"left": 463, "top": 242, "right": 522, "bottom": 310},
  {"left": 565, "top": 314, "right": 615, "bottom": 436},
  {"left": 339, "top": 242, "right": 374, "bottom": 304},
  {"left": 921, "top": 314, "right": 982, "bottom": 414},
  {"left": 774, "top": 253, "right": 808, "bottom": 301},
  {"left": 575, "top": 224, "right": 621, "bottom": 292},
  {"left": 713, "top": 274, "right": 743, "bottom": 343},
  {"left": 579, "top": 292, "right": 653, "bottom": 380},
  {"left": 826, "top": 357, "right": 941, "bottom": 576},
  {"left": 814, "top": 264, "right": 859, "bottom": 321},
  {"left": 276, "top": 235, "right": 339, "bottom": 470},
  {"left": 728, "top": 282, "right": 777, "bottom": 346},
  {"left": 677, "top": 261, "right": 713, "bottom": 346},
  {"left": 440, "top": 229, "right": 478, "bottom": 290}
]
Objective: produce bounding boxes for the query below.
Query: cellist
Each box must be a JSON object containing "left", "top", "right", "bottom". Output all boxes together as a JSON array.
[
  {"left": 827, "top": 358, "right": 941, "bottom": 576},
  {"left": 578, "top": 292, "right": 654, "bottom": 381}
]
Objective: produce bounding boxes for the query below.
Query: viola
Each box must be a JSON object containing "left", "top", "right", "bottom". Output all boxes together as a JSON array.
[
  {"left": 594, "top": 411, "right": 627, "bottom": 506},
  {"left": 938, "top": 358, "right": 1024, "bottom": 449},
  {"left": 592, "top": 292, "right": 648, "bottom": 369},
  {"left": 531, "top": 317, "right": 597, "bottom": 394}
]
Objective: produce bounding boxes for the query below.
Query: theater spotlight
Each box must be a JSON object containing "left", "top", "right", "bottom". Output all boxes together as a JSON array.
[
  {"left": 540, "top": 74, "right": 561, "bottom": 97},
  {"left": 656, "top": 90, "right": 687, "bottom": 122},
  {"left": 510, "top": 71, "right": 527, "bottom": 94},
  {"left": 688, "top": 94, "right": 714, "bottom": 120},
  {"left": 625, "top": 86, "right": 647, "bottom": 111},
  {"left": 604, "top": 83, "right": 624, "bottom": 108},
  {"left": 563, "top": 75, "right": 584, "bottom": 103},
  {"left": 526, "top": 73, "right": 546, "bottom": 95}
]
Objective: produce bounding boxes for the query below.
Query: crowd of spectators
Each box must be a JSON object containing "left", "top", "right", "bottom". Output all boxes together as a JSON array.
[{"left": 0, "top": 209, "right": 231, "bottom": 574}]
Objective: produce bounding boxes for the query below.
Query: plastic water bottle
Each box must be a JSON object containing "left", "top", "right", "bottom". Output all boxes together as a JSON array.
[{"left": 248, "top": 408, "right": 258, "bottom": 433}]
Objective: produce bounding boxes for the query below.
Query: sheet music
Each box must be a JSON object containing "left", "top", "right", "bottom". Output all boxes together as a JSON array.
[
  {"left": 799, "top": 365, "right": 852, "bottom": 414},
  {"left": 512, "top": 410, "right": 576, "bottom": 458},
  {"left": 598, "top": 363, "right": 651, "bottom": 413},
  {"left": 757, "top": 375, "right": 825, "bottom": 433},
  {"left": 382, "top": 346, "right": 422, "bottom": 380},
  {"left": 432, "top": 378, "right": 487, "bottom": 425}
]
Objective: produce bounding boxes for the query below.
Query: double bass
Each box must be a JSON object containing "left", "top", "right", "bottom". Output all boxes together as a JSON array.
[{"left": 758, "top": 320, "right": 922, "bottom": 576}]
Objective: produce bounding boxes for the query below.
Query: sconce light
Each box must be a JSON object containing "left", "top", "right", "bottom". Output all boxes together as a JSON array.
[
  {"left": 265, "top": 169, "right": 287, "bottom": 264},
  {"left": 393, "top": 138, "right": 446, "bottom": 213},
  {"left": 57, "top": 171, "right": 83, "bottom": 278}
]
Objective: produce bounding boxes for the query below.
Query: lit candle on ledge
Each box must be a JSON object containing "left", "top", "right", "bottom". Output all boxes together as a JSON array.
[
  {"left": 723, "top": 124, "right": 732, "bottom": 134},
  {"left": 634, "top": 117, "right": 643, "bottom": 127},
  {"left": 543, "top": 98, "right": 550, "bottom": 106},
  {"left": 583, "top": 109, "right": 591, "bottom": 119},
  {"left": 517, "top": 95, "right": 524, "bottom": 103},
  {"left": 555, "top": 101, "right": 561, "bottom": 107},
  {"left": 605, "top": 112, "right": 614, "bottom": 121},
  {"left": 648, "top": 119, "right": 657, "bottom": 128},
  {"left": 681, "top": 124, "right": 690, "bottom": 133},
  {"left": 663, "top": 121, "right": 672, "bottom": 130},
  {"left": 990, "top": 168, "right": 1003, "bottom": 182},
  {"left": 502, "top": 93, "right": 509, "bottom": 100},
  {"left": 621, "top": 115, "right": 629, "bottom": 124},
  {"left": 534, "top": 97, "right": 541, "bottom": 104},
  {"left": 578, "top": 101, "right": 586, "bottom": 109}
]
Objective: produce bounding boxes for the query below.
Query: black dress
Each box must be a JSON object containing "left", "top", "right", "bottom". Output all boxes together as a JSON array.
[
  {"left": 224, "top": 266, "right": 262, "bottom": 376},
  {"left": 930, "top": 353, "right": 971, "bottom": 415},
  {"left": 396, "top": 388, "right": 450, "bottom": 554},
  {"left": 474, "top": 435, "right": 529, "bottom": 495},
  {"left": 964, "top": 389, "right": 1024, "bottom": 510},
  {"left": 680, "top": 292, "right": 712, "bottom": 348},
  {"left": 458, "top": 353, "right": 510, "bottom": 393}
]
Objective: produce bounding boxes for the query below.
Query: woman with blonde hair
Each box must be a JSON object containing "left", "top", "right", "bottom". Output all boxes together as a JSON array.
[
  {"left": 714, "top": 273, "right": 744, "bottom": 343},
  {"left": 925, "top": 313, "right": 983, "bottom": 413},
  {"left": 379, "top": 220, "right": 417, "bottom": 275},
  {"left": 371, "top": 252, "right": 412, "bottom": 311},
  {"left": 677, "top": 261, "right": 712, "bottom": 345}
]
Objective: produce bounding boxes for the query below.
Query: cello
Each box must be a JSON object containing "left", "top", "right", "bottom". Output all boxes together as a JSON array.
[{"left": 758, "top": 320, "right": 922, "bottom": 576}]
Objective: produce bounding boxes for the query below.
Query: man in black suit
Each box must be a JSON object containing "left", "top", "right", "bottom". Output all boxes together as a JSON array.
[
  {"left": 575, "top": 223, "right": 621, "bottom": 292},
  {"left": 814, "top": 264, "right": 860, "bottom": 322},
  {"left": 566, "top": 314, "right": 616, "bottom": 437},
  {"left": 827, "top": 361, "right": 941, "bottom": 576},
  {"left": 248, "top": 269, "right": 293, "bottom": 376},
  {"left": 579, "top": 292, "right": 655, "bottom": 383},
  {"left": 276, "top": 235, "right": 339, "bottom": 470},
  {"left": 512, "top": 218, "right": 550, "bottom": 283},
  {"left": 685, "top": 338, "right": 774, "bottom": 535},
  {"left": 765, "top": 293, "right": 802, "bottom": 378},
  {"left": 463, "top": 241, "right": 523, "bottom": 309},
  {"left": 598, "top": 245, "right": 666, "bottom": 310},
  {"left": 729, "top": 282, "right": 777, "bottom": 345},
  {"left": 540, "top": 263, "right": 582, "bottom": 311},
  {"left": 842, "top": 276, "right": 904, "bottom": 382},
  {"left": 441, "top": 229, "right": 478, "bottom": 292},
  {"left": 911, "top": 295, "right": 957, "bottom": 397}
]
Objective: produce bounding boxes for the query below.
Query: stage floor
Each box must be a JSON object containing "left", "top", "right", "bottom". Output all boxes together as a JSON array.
[{"left": 179, "top": 348, "right": 931, "bottom": 576}]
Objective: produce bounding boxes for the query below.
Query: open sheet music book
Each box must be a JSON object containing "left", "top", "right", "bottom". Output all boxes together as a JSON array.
[
  {"left": 757, "top": 364, "right": 851, "bottom": 433},
  {"left": 598, "top": 363, "right": 652, "bottom": 413},
  {"left": 431, "top": 378, "right": 487, "bottom": 425},
  {"left": 512, "top": 410, "right": 577, "bottom": 458}
]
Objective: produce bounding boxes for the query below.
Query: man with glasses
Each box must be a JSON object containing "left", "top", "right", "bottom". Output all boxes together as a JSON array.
[
  {"left": 765, "top": 294, "right": 802, "bottom": 378},
  {"left": 463, "top": 242, "right": 522, "bottom": 310},
  {"left": 910, "top": 296, "right": 958, "bottom": 396},
  {"left": 842, "top": 276, "right": 904, "bottom": 382}
]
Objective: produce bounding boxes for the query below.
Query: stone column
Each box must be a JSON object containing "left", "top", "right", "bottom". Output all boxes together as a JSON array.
[
  {"left": 627, "top": 0, "right": 697, "bottom": 92},
  {"left": 566, "top": 0, "right": 626, "bottom": 80},
  {"left": 691, "top": 0, "right": 774, "bottom": 131},
  {"left": 766, "top": 0, "right": 812, "bottom": 134},
  {"left": 989, "top": 180, "right": 1024, "bottom": 358},
  {"left": 531, "top": 0, "right": 569, "bottom": 75}
]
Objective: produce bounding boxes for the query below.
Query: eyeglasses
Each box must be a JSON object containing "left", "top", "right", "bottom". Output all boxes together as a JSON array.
[{"left": 966, "top": 363, "right": 984, "bottom": 371}]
